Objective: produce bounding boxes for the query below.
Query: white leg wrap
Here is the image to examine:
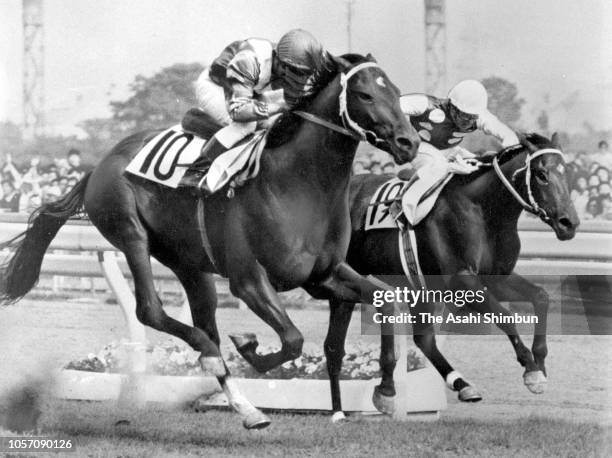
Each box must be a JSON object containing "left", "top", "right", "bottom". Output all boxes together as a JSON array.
[
  {"left": 445, "top": 370, "right": 463, "bottom": 390},
  {"left": 331, "top": 411, "right": 346, "bottom": 423},
  {"left": 222, "top": 377, "right": 257, "bottom": 416}
]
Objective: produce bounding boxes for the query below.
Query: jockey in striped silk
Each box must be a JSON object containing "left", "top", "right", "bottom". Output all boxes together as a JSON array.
[{"left": 182, "top": 29, "right": 331, "bottom": 193}]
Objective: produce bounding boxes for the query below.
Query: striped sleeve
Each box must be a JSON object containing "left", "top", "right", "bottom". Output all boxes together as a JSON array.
[{"left": 223, "top": 50, "right": 270, "bottom": 121}]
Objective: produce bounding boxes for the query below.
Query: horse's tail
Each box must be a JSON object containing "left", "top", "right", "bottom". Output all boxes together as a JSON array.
[{"left": 0, "top": 172, "right": 92, "bottom": 304}]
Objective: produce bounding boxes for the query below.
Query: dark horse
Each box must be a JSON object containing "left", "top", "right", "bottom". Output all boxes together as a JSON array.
[
  {"left": 323, "top": 133, "right": 579, "bottom": 418},
  {"left": 0, "top": 54, "right": 419, "bottom": 429}
]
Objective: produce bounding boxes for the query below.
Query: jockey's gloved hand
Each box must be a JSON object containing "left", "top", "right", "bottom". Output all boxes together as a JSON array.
[
  {"left": 448, "top": 155, "right": 480, "bottom": 175},
  {"left": 267, "top": 99, "right": 291, "bottom": 116},
  {"left": 452, "top": 146, "right": 477, "bottom": 160}
]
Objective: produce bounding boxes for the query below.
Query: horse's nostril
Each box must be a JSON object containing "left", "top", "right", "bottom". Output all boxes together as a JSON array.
[
  {"left": 396, "top": 136, "right": 412, "bottom": 150},
  {"left": 559, "top": 216, "right": 573, "bottom": 229}
]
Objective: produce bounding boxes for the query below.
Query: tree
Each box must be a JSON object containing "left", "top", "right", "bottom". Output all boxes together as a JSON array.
[
  {"left": 109, "top": 62, "right": 204, "bottom": 133},
  {"left": 481, "top": 76, "right": 525, "bottom": 126},
  {"left": 536, "top": 110, "right": 550, "bottom": 134}
]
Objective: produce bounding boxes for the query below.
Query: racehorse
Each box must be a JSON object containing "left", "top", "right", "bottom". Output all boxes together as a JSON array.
[
  {"left": 323, "top": 133, "right": 579, "bottom": 417},
  {"left": 0, "top": 54, "right": 419, "bottom": 429}
]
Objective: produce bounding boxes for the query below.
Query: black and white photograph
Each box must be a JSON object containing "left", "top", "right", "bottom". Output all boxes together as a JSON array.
[{"left": 0, "top": 0, "right": 610, "bottom": 456}]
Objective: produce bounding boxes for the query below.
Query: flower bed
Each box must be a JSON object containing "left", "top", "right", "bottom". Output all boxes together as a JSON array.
[{"left": 66, "top": 339, "right": 425, "bottom": 380}]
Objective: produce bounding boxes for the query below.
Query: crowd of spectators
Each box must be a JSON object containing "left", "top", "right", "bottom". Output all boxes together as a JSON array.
[
  {"left": 0, "top": 149, "right": 88, "bottom": 214},
  {"left": 565, "top": 140, "right": 612, "bottom": 221},
  {"left": 352, "top": 140, "right": 612, "bottom": 221},
  {"left": 1, "top": 140, "right": 610, "bottom": 220}
]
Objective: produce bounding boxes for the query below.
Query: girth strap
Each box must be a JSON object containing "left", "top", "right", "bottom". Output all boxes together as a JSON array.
[{"left": 196, "top": 198, "right": 219, "bottom": 273}]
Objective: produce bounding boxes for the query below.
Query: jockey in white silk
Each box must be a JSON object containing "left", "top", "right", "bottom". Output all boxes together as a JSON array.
[
  {"left": 183, "top": 29, "right": 331, "bottom": 194},
  {"left": 399, "top": 79, "right": 520, "bottom": 225}
]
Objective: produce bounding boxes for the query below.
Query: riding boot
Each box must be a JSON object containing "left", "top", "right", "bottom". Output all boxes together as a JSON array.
[{"left": 180, "top": 137, "right": 229, "bottom": 195}]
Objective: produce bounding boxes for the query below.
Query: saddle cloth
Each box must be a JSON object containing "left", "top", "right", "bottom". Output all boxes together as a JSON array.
[
  {"left": 125, "top": 125, "right": 267, "bottom": 192},
  {"left": 364, "top": 171, "right": 452, "bottom": 231}
]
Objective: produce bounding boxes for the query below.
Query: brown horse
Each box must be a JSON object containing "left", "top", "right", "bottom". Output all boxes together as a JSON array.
[
  {"left": 323, "top": 133, "right": 579, "bottom": 418},
  {"left": 0, "top": 54, "right": 419, "bottom": 429}
]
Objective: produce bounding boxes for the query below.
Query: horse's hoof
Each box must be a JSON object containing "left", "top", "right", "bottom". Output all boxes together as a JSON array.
[
  {"left": 229, "top": 333, "right": 259, "bottom": 353},
  {"left": 331, "top": 411, "right": 347, "bottom": 424},
  {"left": 372, "top": 386, "right": 395, "bottom": 415},
  {"left": 458, "top": 386, "right": 483, "bottom": 402},
  {"left": 523, "top": 370, "right": 547, "bottom": 394},
  {"left": 198, "top": 356, "right": 226, "bottom": 377},
  {"left": 242, "top": 409, "right": 271, "bottom": 430}
]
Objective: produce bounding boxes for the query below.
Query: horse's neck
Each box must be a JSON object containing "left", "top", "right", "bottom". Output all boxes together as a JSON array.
[
  {"left": 263, "top": 80, "right": 359, "bottom": 192},
  {"left": 465, "top": 152, "right": 528, "bottom": 227}
]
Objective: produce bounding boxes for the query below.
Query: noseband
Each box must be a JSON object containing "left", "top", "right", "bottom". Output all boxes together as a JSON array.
[
  {"left": 493, "top": 146, "right": 566, "bottom": 222},
  {"left": 294, "top": 61, "right": 389, "bottom": 147}
]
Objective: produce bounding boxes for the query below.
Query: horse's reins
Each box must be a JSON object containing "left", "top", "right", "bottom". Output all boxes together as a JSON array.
[
  {"left": 493, "top": 147, "right": 566, "bottom": 222},
  {"left": 293, "top": 61, "right": 389, "bottom": 147},
  {"left": 196, "top": 62, "right": 385, "bottom": 272}
]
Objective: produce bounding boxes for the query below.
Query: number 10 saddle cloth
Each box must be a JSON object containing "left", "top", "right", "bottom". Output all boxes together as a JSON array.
[{"left": 125, "top": 125, "right": 267, "bottom": 194}]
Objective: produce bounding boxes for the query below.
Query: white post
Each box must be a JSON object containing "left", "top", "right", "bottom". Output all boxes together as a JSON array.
[
  {"left": 98, "top": 251, "right": 147, "bottom": 407},
  {"left": 177, "top": 297, "right": 193, "bottom": 326},
  {"left": 392, "top": 299, "right": 409, "bottom": 421}
]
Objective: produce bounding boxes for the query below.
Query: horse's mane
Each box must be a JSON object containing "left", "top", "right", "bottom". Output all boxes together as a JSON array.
[
  {"left": 266, "top": 53, "right": 371, "bottom": 149},
  {"left": 452, "top": 132, "right": 550, "bottom": 183}
]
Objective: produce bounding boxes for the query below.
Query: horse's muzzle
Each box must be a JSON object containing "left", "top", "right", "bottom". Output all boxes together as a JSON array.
[
  {"left": 388, "top": 134, "right": 419, "bottom": 165},
  {"left": 550, "top": 212, "right": 579, "bottom": 241}
]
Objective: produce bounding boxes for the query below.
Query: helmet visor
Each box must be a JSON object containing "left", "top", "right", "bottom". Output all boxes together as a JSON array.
[
  {"left": 449, "top": 103, "right": 479, "bottom": 131},
  {"left": 277, "top": 60, "right": 318, "bottom": 98}
]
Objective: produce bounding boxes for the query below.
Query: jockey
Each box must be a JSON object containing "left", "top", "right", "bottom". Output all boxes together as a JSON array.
[
  {"left": 400, "top": 79, "right": 519, "bottom": 176},
  {"left": 182, "top": 29, "right": 331, "bottom": 192}
]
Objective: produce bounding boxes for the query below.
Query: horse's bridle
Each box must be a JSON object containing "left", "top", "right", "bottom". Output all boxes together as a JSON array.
[
  {"left": 492, "top": 146, "right": 566, "bottom": 222},
  {"left": 294, "top": 61, "right": 389, "bottom": 148}
]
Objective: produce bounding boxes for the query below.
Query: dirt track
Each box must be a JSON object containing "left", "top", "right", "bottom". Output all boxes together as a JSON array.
[{"left": 1, "top": 298, "right": 611, "bottom": 428}]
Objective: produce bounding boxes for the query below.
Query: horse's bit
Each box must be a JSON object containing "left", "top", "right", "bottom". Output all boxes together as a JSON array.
[{"left": 493, "top": 147, "right": 566, "bottom": 222}]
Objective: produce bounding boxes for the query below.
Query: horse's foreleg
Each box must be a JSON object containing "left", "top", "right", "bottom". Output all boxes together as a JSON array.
[
  {"left": 228, "top": 262, "right": 303, "bottom": 373},
  {"left": 485, "top": 273, "right": 550, "bottom": 376},
  {"left": 126, "top": 243, "right": 269, "bottom": 429},
  {"left": 452, "top": 271, "right": 545, "bottom": 393},
  {"left": 324, "top": 299, "right": 355, "bottom": 422},
  {"left": 310, "top": 262, "right": 401, "bottom": 414},
  {"left": 412, "top": 302, "right": 482, "bottom": 402},
  {"left": 172, "top": 269, "right": 223, "bottom": 368}
]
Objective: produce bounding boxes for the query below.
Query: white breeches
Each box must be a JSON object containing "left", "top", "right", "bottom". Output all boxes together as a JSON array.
[{"left": 194, "top": 71, "right": 256, "bottom": 148}]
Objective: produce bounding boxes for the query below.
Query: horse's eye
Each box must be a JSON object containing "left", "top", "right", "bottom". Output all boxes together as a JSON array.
[
  {"left": 354, "top": 91, "right": 374, "bottom": 103},
  {"left": 534, "top": 169, "right": 549, "bottom": 185}
]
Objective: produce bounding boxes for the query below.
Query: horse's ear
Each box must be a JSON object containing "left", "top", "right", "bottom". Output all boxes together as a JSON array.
[
  {"left": 518, "top": 132, "right": 538, "bottom": 153},
  {"left": 365, "top": 53, "right": 378, "bottom": 63},
  {"left": 551, "top": 132, "right": 560, "bottom": 148},
  {"left": 330, "top": 54, "right": 351, "bottom": 72}
]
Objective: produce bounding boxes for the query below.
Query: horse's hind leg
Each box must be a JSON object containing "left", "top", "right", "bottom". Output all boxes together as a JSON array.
[{"left": 324, "top": 299, "right": 355, "bottom": 422}]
